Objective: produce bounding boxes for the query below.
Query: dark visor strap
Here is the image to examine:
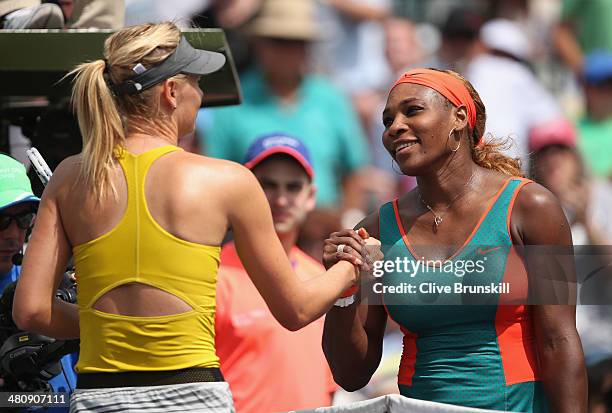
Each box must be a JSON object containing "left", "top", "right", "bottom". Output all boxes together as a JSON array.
[{"left": 111, "top": 37, "right": 197, "bottom": 96}]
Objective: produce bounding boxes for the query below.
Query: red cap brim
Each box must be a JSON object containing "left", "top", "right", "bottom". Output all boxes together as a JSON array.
[{"left": 244, "top": 147, "right": 314, "bottom": 179}]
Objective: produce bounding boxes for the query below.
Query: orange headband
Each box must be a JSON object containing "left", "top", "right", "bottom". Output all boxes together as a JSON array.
[{"left": 391, "top": 68, "right": 478, "bottom": 134}]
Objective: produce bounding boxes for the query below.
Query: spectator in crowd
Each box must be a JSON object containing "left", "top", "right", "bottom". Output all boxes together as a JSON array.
[
  {"left": 0, "top": 154, "right": 77, "bottom": 409},
  {"left": 553, "top": 0, "right": 612, "bottom": 75},
  {"left": 530, "top": 119, "right": 612, "bottom": 246},
  {"left": 435, "top": 7, "right": 484, "bottom": 72},
  {"left": 198, "top": 0, "right": 370, "bottom": 208},
  {"left": 312, "top": 0, "right": 391, "bottom": 133},
  {"left": 215, "top": 134, "right": 336, "bottom": 413},
  {"left": 313, "top": 0, "right": 390, "bottom": 94},
  {"left": 125, "top": 0, "right": 262, "bottom": 29},
  {"left": 0, "top": 0, "right": 63, "bottom": 28},
  {"left": 353, "top": 16, "right": 427, "bottom": 208},
  {"left": 529, "top": 120, "right": 612, "bottom": 366},
  {"left": 466, "top": 18, "right": 564, "bottom": 167},
  {"left": 0, "top": 155, "right": 40, "bottom": 312},
  {"left": 125, "top": 0, "right": 206, "bottom": 27},
  {"left": 210, "top": 0, "right": 262, "bottom": 29},
  {"left": 68, "top": 0, "right": 123, "bottom": 28},
  {"left": 366, "top": 15, "right": 424, "bottom": 170},
  {"left": 383, "top": 16, "right": 425, "bottom": 79},
  {"left": 0, "top": 0, "right": 123, "bottom": 29},
  {"left": 576, "top": 51, "right": 612, "bottom": 179},
  {"left": 125, "top": 0, "right": 262, "bottom": 73},
  {"left": 337, "top": 14, "right": 405, "bottom": 224}
]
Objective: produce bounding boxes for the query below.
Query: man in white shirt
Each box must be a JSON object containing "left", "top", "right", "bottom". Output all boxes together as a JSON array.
[{"left": 466, "top": 19, "right": 563, "bottom": 169}]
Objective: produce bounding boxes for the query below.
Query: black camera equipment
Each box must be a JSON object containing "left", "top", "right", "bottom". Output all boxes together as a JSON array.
[
  {"left": 0, "top": 273, "right": 79, "bottom": 392},
  {"left": 0, "top": 28, "right": 242, "bottom": 162},
  {"left": 0, "top": 98, "right": 82, "bottom": 197}
]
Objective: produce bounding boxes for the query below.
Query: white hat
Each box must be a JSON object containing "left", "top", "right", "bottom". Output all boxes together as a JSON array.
[{"left": 480, "top": 19, "right": 531, "bottom": 61}]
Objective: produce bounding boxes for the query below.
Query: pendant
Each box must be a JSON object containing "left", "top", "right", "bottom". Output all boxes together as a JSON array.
[
  {"left": 434, "top": 215, "right": 443, "bottom": 226},
  {"left": 433, "top": 215, "right": 442, "bottom": 232}
]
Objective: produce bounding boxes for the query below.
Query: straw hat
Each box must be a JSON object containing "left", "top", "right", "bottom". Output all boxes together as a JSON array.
[{"left": 247, "top": 0, "right": 320, "bottom": 41}]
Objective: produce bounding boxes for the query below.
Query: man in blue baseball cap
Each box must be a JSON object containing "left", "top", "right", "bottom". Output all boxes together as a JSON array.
[
  {"left": 577, "top": 50, "right": 612, "bottom": 179},
  {"left": 215, "top": 133, "right": 336, "bottom": 413},
  {"left": 243, "top": 133, "right": 315, "bottom": 179}
]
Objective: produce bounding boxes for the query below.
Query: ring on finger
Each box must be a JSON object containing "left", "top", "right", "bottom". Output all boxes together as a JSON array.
[{"left": 337, "top": 244, "right": 346, "bottom": 254}]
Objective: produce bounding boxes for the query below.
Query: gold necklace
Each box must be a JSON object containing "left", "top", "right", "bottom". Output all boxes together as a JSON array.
[{"left": 417, "top": 171, "right": 477, "bottom": 233}]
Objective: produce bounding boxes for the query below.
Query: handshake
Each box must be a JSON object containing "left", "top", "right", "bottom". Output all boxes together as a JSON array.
[
  {"left": 356, "top": 228, "right": 385, "bottom": 273},
  {"left": 323, "top": 227, "right": 384, "bottom": 306},
  {"left": 323, "top": 227, "right": 384, "bottom": 278}
]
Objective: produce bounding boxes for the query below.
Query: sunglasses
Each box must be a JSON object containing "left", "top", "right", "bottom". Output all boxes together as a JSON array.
[{"left": 0, "top": 212, "right": 36, "bottom": 231}]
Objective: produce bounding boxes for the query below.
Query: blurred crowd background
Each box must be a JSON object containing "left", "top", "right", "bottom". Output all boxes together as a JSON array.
[{"left": 1, "top": 0, "right": 612, "bottom": 411}]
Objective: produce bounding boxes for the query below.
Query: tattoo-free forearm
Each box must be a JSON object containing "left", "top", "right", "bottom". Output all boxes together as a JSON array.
[
  {"left": 35, "top": 299, "right": 80, "bottom": 340},
  {"left": 322, "top": 306, "right": 379, "bottom": 390},
  {"left": 539, "top": 334, "right": 587, "bottom": 413},
  {"left": 553, "top": 24, "right": 584, "bottom": 73}
]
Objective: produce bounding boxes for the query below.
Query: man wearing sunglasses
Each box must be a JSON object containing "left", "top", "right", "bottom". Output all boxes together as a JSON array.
[
  {"left": 0, "top": 154, "right": 40, "bottom": 283},
  {"left": 0, "top": 154, "right": 76, "bottom": 411}
]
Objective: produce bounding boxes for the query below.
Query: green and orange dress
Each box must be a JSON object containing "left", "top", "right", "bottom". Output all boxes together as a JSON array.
[{"left": 379, "top": 177, "right": 549, "bottom": 412}]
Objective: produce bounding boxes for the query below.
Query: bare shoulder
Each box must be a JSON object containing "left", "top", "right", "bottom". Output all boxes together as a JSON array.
[
  {"left": 511, "top": 180, "right": 570, "bottom": 245},
  {"left": 169, "top": 152, "right": 254, "bottom": 185},
  {"left": 167, "top": 152, "right": 262, "bottom": 206},
  {"left": 44, "top": 154, "right": 82, "bottom": 194},
  {"left": 514, "top": 181, "right": 563, "bottom": 217},
  {"left": 51, "top": 154, "right": 81, "bottom": 178}
]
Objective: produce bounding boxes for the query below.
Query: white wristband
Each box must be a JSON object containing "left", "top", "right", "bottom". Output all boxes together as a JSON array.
[{"left": 334, "top": 295, "right": 355, "bottom": 307}]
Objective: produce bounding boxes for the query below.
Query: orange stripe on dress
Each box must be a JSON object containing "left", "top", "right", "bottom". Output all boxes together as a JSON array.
[
  {"left": 506, "top": 178, "right": 533, "bottom": 243},
  {"left": 496, "top": 178, "right": 540, "bottom": 386},
  {"left": 398, "top": 325, "right": 418, "bottom": 386},
  {"left": 495, "top": 246, "right": 541, "bottom": 386},
  {"left": 383, "top": 202, "right": 418, "bottom": 386},
  {"left": 392, "top": 198, "right": 407, "bottom": 240}
]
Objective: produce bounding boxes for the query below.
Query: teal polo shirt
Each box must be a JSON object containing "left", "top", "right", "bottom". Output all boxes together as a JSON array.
[
  {"left": 577, "top": 116, "right": 612, "bottom": 178},
  {"left": 197, "top": 69, "right": 369, "bottom": 207}
]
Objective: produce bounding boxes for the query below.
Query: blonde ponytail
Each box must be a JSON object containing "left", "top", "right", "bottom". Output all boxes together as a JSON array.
[
  {"left": 69, "top": 22, "right": 182, "bottom": 202},
  {"left": 70, "top": 59, "right": 125, "bottom": 201}
]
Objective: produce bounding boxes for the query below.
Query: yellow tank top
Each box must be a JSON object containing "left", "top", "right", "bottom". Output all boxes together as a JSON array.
[{"left": 73, "top": 146, "right": 221, "bottom": 373}]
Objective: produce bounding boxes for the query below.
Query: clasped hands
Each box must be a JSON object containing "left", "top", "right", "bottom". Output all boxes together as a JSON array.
[{"left": 323, "top": 228, "right": 384, "bottom": 278}]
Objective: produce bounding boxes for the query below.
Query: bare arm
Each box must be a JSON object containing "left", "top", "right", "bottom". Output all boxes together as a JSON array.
[
  {"left": 323, "top": 298, "right": 387, "bottom": 390},
  {"left": 213, "top": 0, "right": 263, "bottom": 28},
  {"left": 327, "top": 0, "right": 389, "bottom": 22},
  {"left": 227, "top": 166, "right": 360, "bottom": 331},
  {"left": 13, "top": 159, "right": 78, "bottom": 339},
  {"left": 321, "top": 213, "right": 388, "bottom": 390},
  {"left": 512, "top": 183, "right": 587, "bottom": 413},
  {"left": 552, "top": 22, "right": 584, "bottom": 74}
]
